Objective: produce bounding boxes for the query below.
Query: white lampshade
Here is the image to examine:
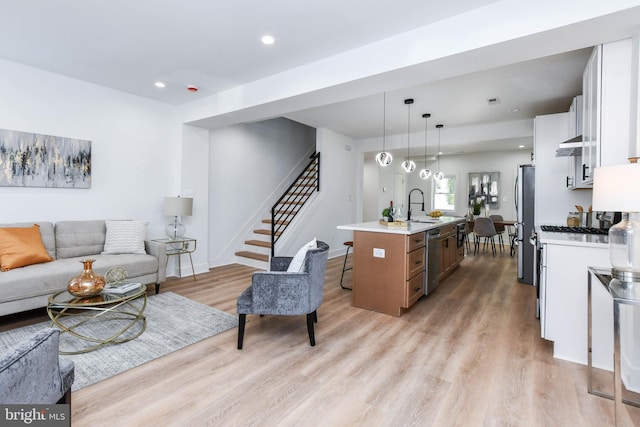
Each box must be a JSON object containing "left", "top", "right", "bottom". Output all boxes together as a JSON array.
[
  {"left": 163, "top": 197, "right": 193, "bottom": 217},
  {"left": 592, "top": 164, "right": 640, "bottom": 212}
]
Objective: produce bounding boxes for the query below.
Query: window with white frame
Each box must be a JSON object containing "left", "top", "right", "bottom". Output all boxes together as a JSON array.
[{"left": 433, "top": 175, "right": 456, "bottom": 211}]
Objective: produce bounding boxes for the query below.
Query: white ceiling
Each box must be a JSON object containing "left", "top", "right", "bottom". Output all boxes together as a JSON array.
[
  {"left": 0, "top": 1, "right": 634, "bottom": 155},
  {"left": 0, "top": 0, "right": 498, "bottom": 104}
]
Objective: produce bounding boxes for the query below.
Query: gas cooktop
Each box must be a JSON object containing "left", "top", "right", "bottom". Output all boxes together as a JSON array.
[{"left": 540, "top": 225, "right": 609, "bottom": 235}]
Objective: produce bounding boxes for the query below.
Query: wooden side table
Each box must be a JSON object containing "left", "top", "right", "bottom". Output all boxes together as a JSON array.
[{"left": 152, "top": 237, "right": 197, "bottom": 281}]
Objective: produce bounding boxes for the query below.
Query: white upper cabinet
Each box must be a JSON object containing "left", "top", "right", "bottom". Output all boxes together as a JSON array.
[
  {"left": 600, "top": 38, "right": 632, "bottom": 166},
  {"left": 580, "top": 39, "right": 632, "bottom": 186},
  {"left": 580, "top": 45, "right": 601, "bottom": 185}
]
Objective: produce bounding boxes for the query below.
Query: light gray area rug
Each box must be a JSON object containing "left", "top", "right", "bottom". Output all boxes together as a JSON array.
[{"left": 0, "top": 292, "right": 237, "bottom": 391}]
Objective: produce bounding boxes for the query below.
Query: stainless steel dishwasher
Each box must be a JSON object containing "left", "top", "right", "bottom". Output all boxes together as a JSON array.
[{"left": 425, "top": 228, "right": 441, "bottom": 295}]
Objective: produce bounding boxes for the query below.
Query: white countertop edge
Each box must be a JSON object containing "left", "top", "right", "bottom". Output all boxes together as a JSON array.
[
  {"left": 337, "top": 217, "right": 465, "bottom": 235},
  {"left": 538, "top": 230, "right": 608, "bottom": 248}
]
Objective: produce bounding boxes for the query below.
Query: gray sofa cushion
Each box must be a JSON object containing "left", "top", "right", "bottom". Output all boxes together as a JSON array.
[
  {"left": 0, "top": 222, "right": 55, "bottom": 260},
  {"left": 55, "top": 220, "right": 106, "bottom": 259},
  {"left": 0, "top": 254, "right": 158, "bottom": 305}
]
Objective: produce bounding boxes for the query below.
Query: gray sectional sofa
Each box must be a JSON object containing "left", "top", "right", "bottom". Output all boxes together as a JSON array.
[{"left": 0, "top": 220, "right": 167, "bottom": 316}]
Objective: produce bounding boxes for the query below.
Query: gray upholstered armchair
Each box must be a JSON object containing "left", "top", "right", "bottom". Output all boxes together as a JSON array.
[
  {"left": 0, "top": 328, "right": 74, "bottom": 404},
  {"left": 237, "top": 240, "right": 329, "bottom": 349}
]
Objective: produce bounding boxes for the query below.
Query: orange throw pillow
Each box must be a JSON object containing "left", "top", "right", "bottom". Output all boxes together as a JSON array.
[{"left": 0, "top": 224, "right": 53, "bottom": 271}]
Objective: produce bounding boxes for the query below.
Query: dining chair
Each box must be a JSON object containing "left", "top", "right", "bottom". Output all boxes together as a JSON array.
[
  {"left": 473, "top": 217, "right": 498, "bottom": 256},
  {"left": 507, "top": 224, "right": 518, "bottom": 257},
  {"left": 489, "top": 214, "right": 506, "bottom": 252},
  {"left": 465, "top": 219, "right": 474, "bottom": 253}
]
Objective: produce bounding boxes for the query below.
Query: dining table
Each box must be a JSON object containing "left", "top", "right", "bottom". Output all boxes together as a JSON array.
[{"left": 467, "top": 218, "right": 516, "bottom": 227}]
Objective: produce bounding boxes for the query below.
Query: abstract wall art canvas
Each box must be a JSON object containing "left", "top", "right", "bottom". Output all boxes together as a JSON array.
[{"left": 0, "top": 128, "right": 91, "bottom": 188}]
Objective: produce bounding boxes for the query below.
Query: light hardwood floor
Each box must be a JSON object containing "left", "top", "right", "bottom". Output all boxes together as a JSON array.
[{"left": 3, "top": 248, "right": 639, "bottom": 426}]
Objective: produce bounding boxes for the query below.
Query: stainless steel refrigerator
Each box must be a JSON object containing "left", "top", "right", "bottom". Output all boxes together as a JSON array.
[{"left": 515, "top": 164, "right": 535, "bottom": 284}]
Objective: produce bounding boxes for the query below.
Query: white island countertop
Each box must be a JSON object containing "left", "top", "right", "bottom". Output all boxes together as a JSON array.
[
  {"left": 337, "top": 216, "right": 465, "bottom": 235},
  {"left": 538, "top": 229, "right": 608, "bottom": 248}
]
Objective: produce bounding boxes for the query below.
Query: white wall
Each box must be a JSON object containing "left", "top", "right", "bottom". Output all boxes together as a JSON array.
[
  {"left": 362, "top": 161, "right": 378, "bottom": 222},
  {"left": 365, "top": 149, "right": 531, "bottom": 221},
  {"left": 178, "top": 124, "right": 210, "bottom": 277},
  {"left": 207, "top": 118, "right": 316, "bottom": 266},
  {"left": 0, "top": 59, "right": 176, "bottom": 240},
  {"left": 285, "top": 128, "right": 358, "bottom": 259}
]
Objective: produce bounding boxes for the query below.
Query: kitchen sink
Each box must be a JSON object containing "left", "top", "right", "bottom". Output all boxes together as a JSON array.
[{"left": 410, "top": 218, "right": 441, "bottom": 223}]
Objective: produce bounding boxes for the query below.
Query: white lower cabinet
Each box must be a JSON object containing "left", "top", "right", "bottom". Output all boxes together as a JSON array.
[{"left": 542, "top": 242, "right": 610, "bottom": 365}]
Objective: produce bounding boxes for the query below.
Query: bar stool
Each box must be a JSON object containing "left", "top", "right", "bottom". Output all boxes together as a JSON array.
[{"left": 340, "top": 241, "right": 353, "bottom": 290}]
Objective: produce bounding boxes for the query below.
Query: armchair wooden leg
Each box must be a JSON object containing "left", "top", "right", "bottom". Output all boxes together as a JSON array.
[
  {"left": 237, "top": 314, "right": 246, "bottom": 349},
  {"left": 306, "top": 312, "right": 316, "bottom": 346},
  {"left": 57, "top": 389, "right": 71, "bottom": 405}
]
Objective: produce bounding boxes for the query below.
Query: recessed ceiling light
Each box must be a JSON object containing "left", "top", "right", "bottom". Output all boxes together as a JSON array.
[
  {"left": 518, "top": 145, "right": 525, "bottom": 148},
  {"left": 261, "top": 35, "right": 275, "bottom": 45},
  {"left": 154, "top": 81, "right": 166, "bottom": 88},
  {"left": 511, "top": 107, "right": 520, "bottom": 113}
]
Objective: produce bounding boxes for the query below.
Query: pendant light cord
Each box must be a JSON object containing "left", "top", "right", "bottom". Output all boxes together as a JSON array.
[
  {"left": 437, "top": 124, "right": 442, "bottom": 171},
  {"left": 382, "top": 92, "right": 386, "bottom": 152},
  {"left": 423, "top": 114, "right": 429, "bottom": 165},
  {"left": 406, "top": 101, "right": 411, "bottom": 158}
]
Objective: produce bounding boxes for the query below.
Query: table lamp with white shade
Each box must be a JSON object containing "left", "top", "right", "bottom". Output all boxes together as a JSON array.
[
  {"left": 163, "top": 196, "right": 193, "bottom": 240},
  {"left": 592, "top": 163, "right": 640, "bottom": 282}
]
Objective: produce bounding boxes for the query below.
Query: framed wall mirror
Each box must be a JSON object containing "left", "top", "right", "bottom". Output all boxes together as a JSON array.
[{"left": 468, "top": 172, "right": 500, "bottom": 212}]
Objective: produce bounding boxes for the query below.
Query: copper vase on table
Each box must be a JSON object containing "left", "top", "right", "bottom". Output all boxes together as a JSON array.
[{"left": 67, "top": 259, "right": 106, "bottom": 297}]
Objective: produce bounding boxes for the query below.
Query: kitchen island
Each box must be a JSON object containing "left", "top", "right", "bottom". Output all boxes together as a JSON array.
[{"left": 337, "top": 216, "right": 465, "bottom": 316}]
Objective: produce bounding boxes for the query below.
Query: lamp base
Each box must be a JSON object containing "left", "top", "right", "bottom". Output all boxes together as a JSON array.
[
  {"left": 165, "top": 217, "right": 185, "bottom": 240},
  {"left": 609, "top": 212, "right": 640, "bottom": 275},
  {"left": 611, "top": 268, "right": 640, "bottom": 282}
]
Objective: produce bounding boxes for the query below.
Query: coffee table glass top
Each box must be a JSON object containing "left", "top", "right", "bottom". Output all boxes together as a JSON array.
[{"left": 49, "top": 285, "right": 146, "bottom": 307}]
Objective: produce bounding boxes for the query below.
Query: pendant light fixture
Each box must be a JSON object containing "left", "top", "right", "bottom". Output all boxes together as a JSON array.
[
  {"left": 401, "top": 98, "right": 416, "bottom": 173},
  {"left": 375, "top": 92, "right": 393, "bottom": 167},
  {"left": 419, "top": 113, "right": 432, "bottom": 180},
  {"left": 434, "top": 124, "right": 444, "bottom": 181}
]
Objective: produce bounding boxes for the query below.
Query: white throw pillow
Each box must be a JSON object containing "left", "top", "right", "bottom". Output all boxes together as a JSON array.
[
  {"left": 286, "top": 238, "right": 317, "bottom": 272},
  {"left": 102, "top": 220, "right": 148, "bottom": 254}
]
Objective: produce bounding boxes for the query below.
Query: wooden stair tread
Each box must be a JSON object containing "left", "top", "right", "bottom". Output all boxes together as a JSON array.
[
  {"left": 254, "top": 229, "right": 281, "bottom": 237},
  {"left": 245, "top": 240, "right": 271, "bottom": 248},
  {"left": 235, "top": 251, "right": 269, "bottom": 262},
  {"left": 262, "top": 219, "right": 290, "bottom": 225}
]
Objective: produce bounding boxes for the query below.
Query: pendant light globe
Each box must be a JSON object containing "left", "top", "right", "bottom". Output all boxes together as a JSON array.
[
  {"left": 402, "top": 160, "right": 416, "bottom": 173},
  {"left": 434, "top": 124, "right": 444, "bottom": 181},
  {"left": 419, "top": 113, "right": 432, "bottom": 180},
  {"left": 403, "top": 98, "right": 415, "bottom": 174},
  {"left": 376, "top": 151, "right": 393, "bottom": 166},
  {"left": 376, "top": 92, "right": 393, "bottom": 167},
  {"left": 419, "top": 168, "right": 432, "bottom": 180}
]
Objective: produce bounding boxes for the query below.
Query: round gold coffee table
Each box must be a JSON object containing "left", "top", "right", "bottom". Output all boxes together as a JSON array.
[{"left": 47, "top": 285, "right": 147, "bottom": 354}]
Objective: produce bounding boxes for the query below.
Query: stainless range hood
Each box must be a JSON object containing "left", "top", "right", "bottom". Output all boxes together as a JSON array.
[{"left": 555, "top": 135, "right": 582, "bottom": 157}]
